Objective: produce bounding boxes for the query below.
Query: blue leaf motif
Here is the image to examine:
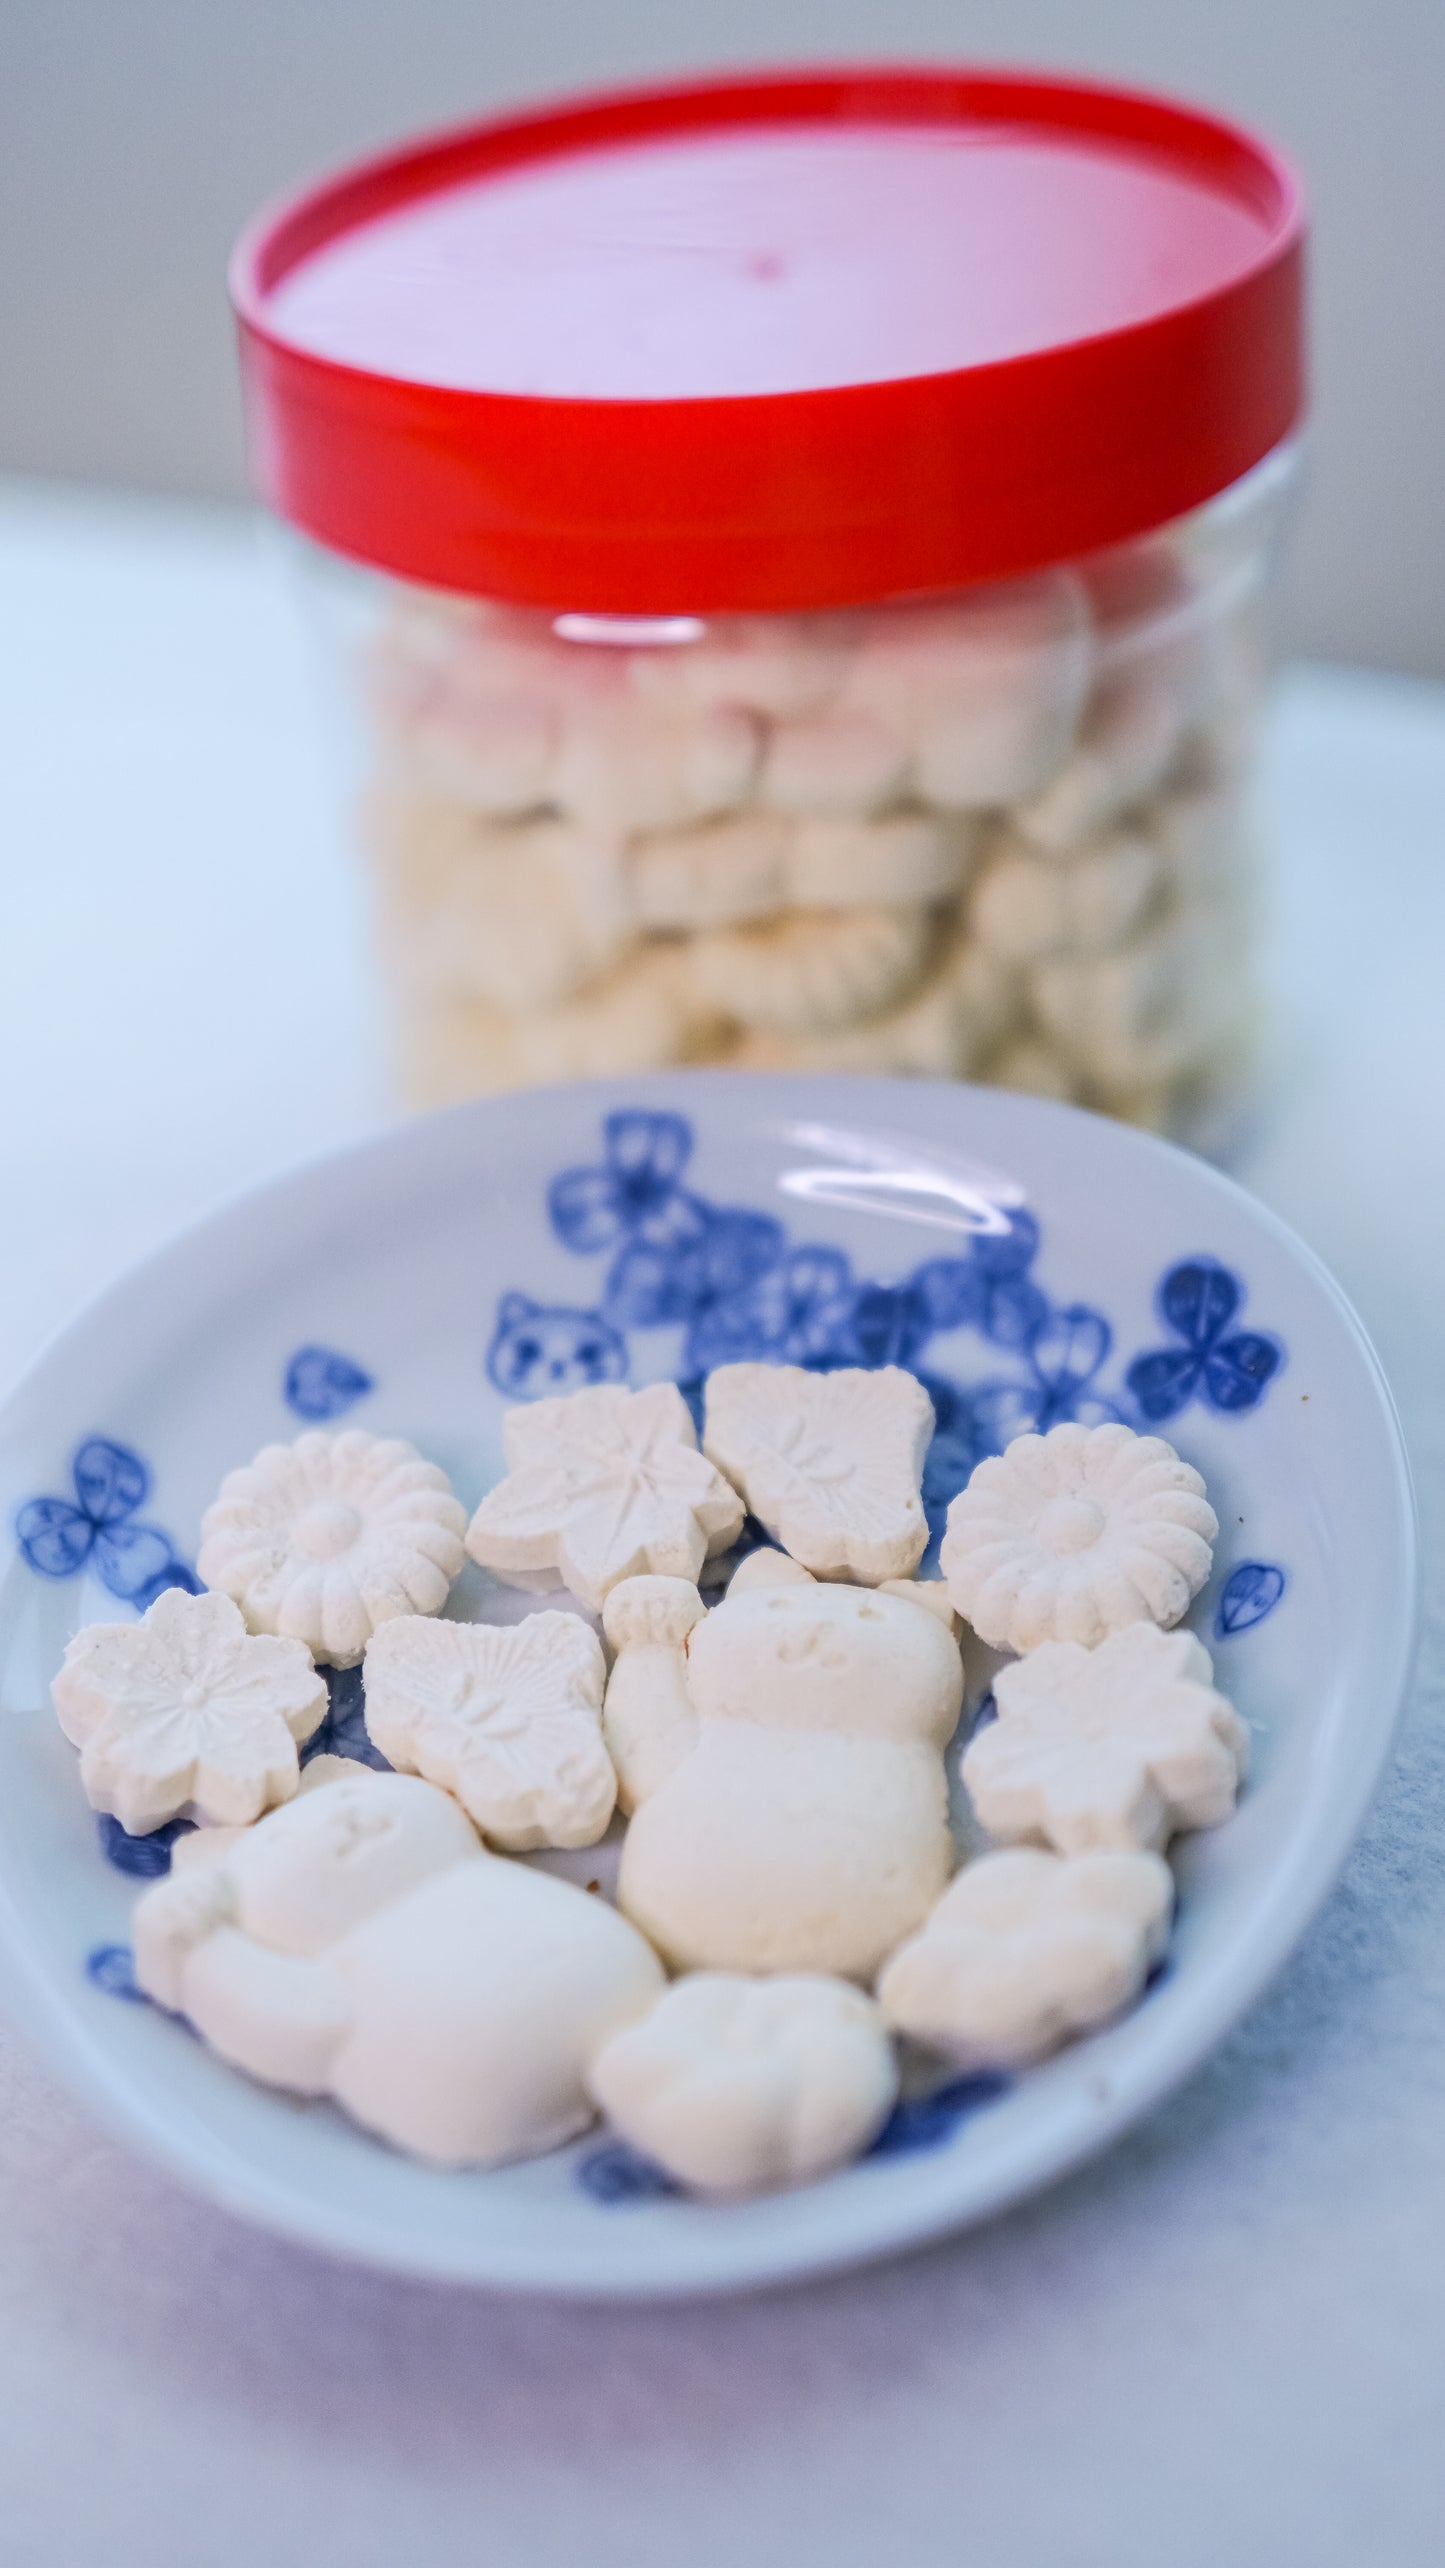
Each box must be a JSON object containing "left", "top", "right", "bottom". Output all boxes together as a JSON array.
[
  {"left": 97, "top": 1813, "right": 192, "bottom": 1878},
  {"left": 549, "top": 1110, "right": 705, "bottom": 1257},
  {"left": 72, "top": 1438, "right": 149, "bottom": 1525},
  {"left": 1215, "top": 1560, "right": 1287, "bottom": 1637},
  {"left": 93, "top": 1520, "right": 176, "bottom": 1603},
  {"left": 1125, "top": 1347, "right": 1202, "bottom": 1424},
  {"left": 15, "top": 1495, "right": 95, "bottom": 1578},
  {"left": 850, "top": 1279, "right": 934, "bottom": 1370},
  {"left": 1203, "top": 1333, "right": 1282, "bottom": 1411},
  {"left": 284, "top": 1345, "right": 375, "bottom": 1422},
  {"left": 575, "top": 2140, "right": 682, "bottom": 2205},
  {"left": 85, "top": 1942, "right": 147, "bottom": 2003},
  {"left": 1159, "top": 1259, "right": 1240, "bottom": 1348}
]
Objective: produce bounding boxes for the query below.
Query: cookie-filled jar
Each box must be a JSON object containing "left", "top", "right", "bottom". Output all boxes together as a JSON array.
[{"left": 233, "top": 66, "right": 1305, "bottom": 1142}]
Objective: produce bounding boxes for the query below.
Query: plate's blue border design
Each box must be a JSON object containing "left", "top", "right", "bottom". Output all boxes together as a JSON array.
[
  {"left": 284, "top": 1346, "right": 375, "bottom": 1422},
  {"left": 15, "top": 1437, "right": 198, "bottom": 1612},
  {"left": 573, "top": 2070, "right": 1012, "bottom": 2205},
  {"left": 498, "top": 1108, "right": 1286, "bottom": 1553}
]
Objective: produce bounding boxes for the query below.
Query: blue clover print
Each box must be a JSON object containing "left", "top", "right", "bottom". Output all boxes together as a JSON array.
[
  {"left": 284, "top": 1345, "right": 375, "bottom": 1422},
  {"left": 1126, "top": 1259, "right": 1282, "bottom": 1424},
  {"left": 607, "top": 1206, "right": 786, "bottom": 1375},
  {"left": 967, "top": 1303, "right": 1121, "bottom": 1454},
  {"left": 549, "top": 1110, "right": 708, "bottom": 1262},
  {"left": 1214, "top": 1560, "right": 1287, "bottom": 1638},
  {"left": 15, "top": 1437, "right": 198, "bottom": 1611}
]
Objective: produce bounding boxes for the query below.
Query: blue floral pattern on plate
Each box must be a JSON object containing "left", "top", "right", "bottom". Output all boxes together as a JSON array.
[
  {"left": 301, "top": 1664, "right": 392, "bottom": 1773},
  {"left": 519, "top": 1109, "right": 1285, "bottom": 1561},
  {"left": 15, "top": 1437, "right": 198, "bottom": 1611},
  {"left": 284, "top": 1345, "right": 375, "bottom": 1422}
]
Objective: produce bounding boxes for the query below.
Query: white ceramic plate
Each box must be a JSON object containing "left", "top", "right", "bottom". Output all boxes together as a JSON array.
[{"left": 0, "top": 1074, "right": 1416, "bottom": 2296}]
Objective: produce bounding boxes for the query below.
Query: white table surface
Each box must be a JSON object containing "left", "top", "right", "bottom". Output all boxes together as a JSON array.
[{"left": 2, "top": 480, "right": 1443, "bottom": 2565}]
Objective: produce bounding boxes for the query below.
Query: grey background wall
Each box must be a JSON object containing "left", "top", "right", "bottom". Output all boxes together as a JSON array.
[{"left": 2, "top": 0, "right": 1441, "bottom": 674}]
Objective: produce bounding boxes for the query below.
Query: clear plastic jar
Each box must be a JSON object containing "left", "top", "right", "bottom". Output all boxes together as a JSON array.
[{"left": 235, "top": 69, "right": 1305, "bottom": 1145}]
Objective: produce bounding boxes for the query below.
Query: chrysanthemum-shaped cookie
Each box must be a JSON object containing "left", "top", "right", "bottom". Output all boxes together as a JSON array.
[
  {"left": 587, "top": 1973, "right": 899, "bottom": 2195},
  {"left": 466, "top": 1381, "right": 744, "bottom": 1612},
  {"left": 961, "top": 1623, "right": 1247, "bottom": 1854},
  {"left": 877, "top": 1845, "right": 1173, "bottom": 2068},
  {"left": 703, "top": 1363, "right": 934, "bottom": 1582},
  {"left": 51, "top": 1586, "right": 327, "bottom": 1834},
  {"left": 940, "top": 1420, "right": 1217, "bottom": 1649},
  {"left": 198, "top": 1430, "right": 467, "bottom": 1669},
  {"left": 363, "top": 1610, "right": 615, "bottom": 1850}
]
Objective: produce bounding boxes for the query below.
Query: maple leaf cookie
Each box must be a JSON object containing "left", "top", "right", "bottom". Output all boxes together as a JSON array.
[
  {"left": 51, "top": 1586, "right": 327, "bottom": 1833},
  {"left": 703, "top": 1363, "right": 934, "bottom": 1583},
  {"left": 198, "top": 1429, "right": 468, "bottom": 1669},
  {"left": 961, "top": 1622, "right": 1248, "bottom": 1854},
  {"left": 878, "top": 1846, "right": 1173, "bottom": 2068},
  {"left": 940, "top": 1420, "right": 1217, "bottom": 1650},
  {"left": 363, "top": 1611, "right": 615, "bottom": 1851},
  {"left": 588, "top": 1973, "right": 899, "bottom": 2195},
  {"left": 466, "top": 1381, "right": 745, "bottom": 1613}
]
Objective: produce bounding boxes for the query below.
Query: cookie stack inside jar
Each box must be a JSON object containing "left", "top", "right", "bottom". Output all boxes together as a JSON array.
[
  {"left": 233, "top": 66, "right": 1305, "bottom": 1145},
  {"left": 365, "top": 483, "right": 1277, "bottom": 1135}
]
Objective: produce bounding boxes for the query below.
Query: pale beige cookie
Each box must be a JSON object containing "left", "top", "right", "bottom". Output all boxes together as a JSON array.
[
  {"left": 398, "top": 947, "right": 717, "bottom": 1107},
  {"left": 199, "top": 1430, "right": 468, "bottom": 1670},
  {"left": 627, "top": 811, "right": 790, "bottom": 931},
  {"left": 132, "top": 1770, "right": 663, "bottom": 2166},
  {"left": 1028, "top": 906, "right": 1240, "bottom": 1088},
  {"left": 878, "top": 1577, "right": 961, "bottom": 1636},
  {"left": 725, "top": 1547, "right": 816, "bottom": 1597},
  {"left": 51, "top": 1587, "right": 327, "bottom": 1836},
  {"left": 688, "top": 904, "right": 933, "bottom": 1037},
  {"left": 617, "top": 1580, "right": 962, "bottom": 1978},
  {"left": 758, "top": 707, "right": 912, "bottom": 815},
  {"left": 467, "top": 1381, "right": 745, "bottom": 1613},
  {"left": 600, "top": 1575, "right": 706, "bottom": 1814},
  {"left": 969, "top": 828, "right": 1161, "bottom": 966},
  {"left": 704, "top": 1362, "right": 933, "bottom": 1583},
  {"left": 877, "top": 1846, "right": 1174, "bottom": 2067},
  {"left": 726, "top": 920, "right": 1016, "bottom": 1078},
  {"left": 554, "top": 695, "right": 760, "bottom": 831},
  {"left": 982, "top": 1032, "right": 1080, "bottom": 1104},
  {"left": 588, "top": 1973, "right": 899, "bottom": 2194},
  {"left": 785, "top": 811, "right": 978, "bottom": 911},
  {"left": 841, "top": 572, "right": 1092, "bottom": 809},
  {"left": 1010, "top": 671, "right": 1186, "bottom": 851},
  {"left": 375, "top": 806, "right": 633, "bottom": 1013},
  {"left": 363, "top": 1611, "right": 615, "bottom": 1851},
  {"left": 627, "top": 612, "right": 858, "bottom": 719},
  {"left": 940, "top": 1421, "right": 1217, "bottom": 1652},
  {"left": 962, "top": 1624, "right": 1248, "bottom": 1854}
]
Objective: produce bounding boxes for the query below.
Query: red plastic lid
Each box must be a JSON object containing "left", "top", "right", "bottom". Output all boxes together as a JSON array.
[{"left": 232, "top": 65, "right": 1306, "bottom": 611}]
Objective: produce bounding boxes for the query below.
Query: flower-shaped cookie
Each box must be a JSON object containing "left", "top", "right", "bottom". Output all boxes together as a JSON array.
[
  {"left": 363, "top": 1610, "right": 615, "bottom": 1850},
  {"left": 51, "top": 1586, "right": 327, "bottom": 1833},
  {"left": 466, "top": 1381, "right": 744, "bottom": 1612},
  {"left": 878, "top": 1846, "right": 1173, "bottom": 2068},
  {"left": 198, "top": 1430, "right": 467, "bottom": 1669},
  {"left": 961, "top": 1623, "right": 1248, "bottom": 1854},
  {"left": 703, "top": 1363, "right": 934, "bottom": 1583},
  {"left": 587, "top": 1973, "right": 899, "bottom": 2195},
  {"left": 940, "top": 1421, "right": 1217, "bottom": 1650}
]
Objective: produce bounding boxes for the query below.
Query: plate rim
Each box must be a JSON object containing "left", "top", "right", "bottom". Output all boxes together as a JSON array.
[{"left": 0, "top": 1072, "right": 1420, "bottom": 2297}]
